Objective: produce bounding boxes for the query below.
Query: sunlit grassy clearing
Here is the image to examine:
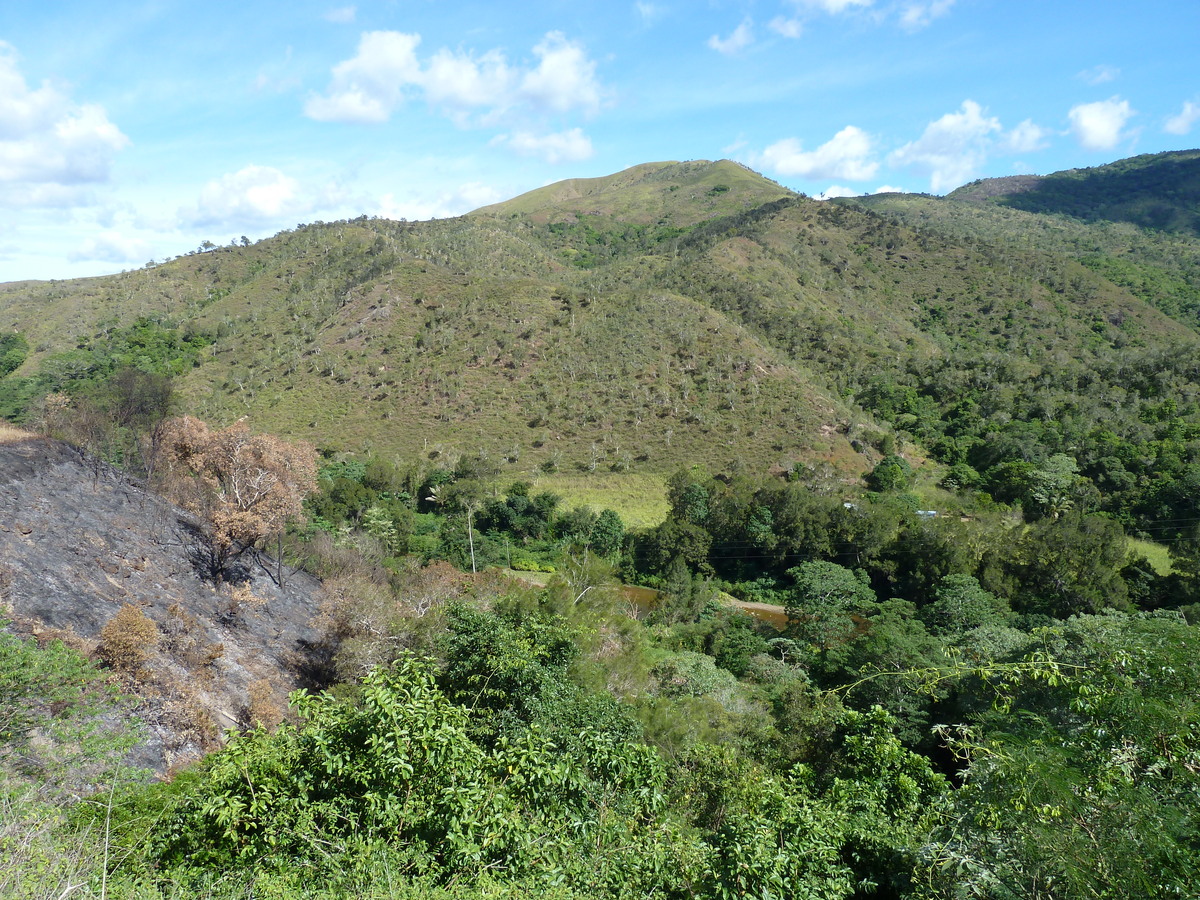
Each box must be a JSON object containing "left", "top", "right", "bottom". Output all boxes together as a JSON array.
[
  {"left": 531, "top": 472, "right": 669, "bottom": 528},
  {"left": 1128, "top": 537, "right": 1174, "bottom": 575}
]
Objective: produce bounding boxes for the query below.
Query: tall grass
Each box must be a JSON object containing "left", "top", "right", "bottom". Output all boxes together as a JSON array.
[
  {"left": 0, "top": 422, "right": 31, "bottom": 444},
  {"left": 1127, "top": 537, "right": 1174, "bottom": 575},
  {"left": 532, "top": 472, "right": 669, "bottom": 528}
]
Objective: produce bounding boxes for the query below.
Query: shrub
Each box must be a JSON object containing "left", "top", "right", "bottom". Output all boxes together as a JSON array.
[{"left": 97, "top": 603, "right": 158, "bottom": 675}]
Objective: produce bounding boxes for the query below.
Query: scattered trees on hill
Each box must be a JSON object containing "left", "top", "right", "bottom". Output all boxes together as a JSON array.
[{"left": 0, "top": 332, "right": 27, "bottom": 377}]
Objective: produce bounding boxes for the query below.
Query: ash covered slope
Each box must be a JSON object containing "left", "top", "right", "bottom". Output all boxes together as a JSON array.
[{"left": 0, "top": 430, "right": 324, "bottom": 770}]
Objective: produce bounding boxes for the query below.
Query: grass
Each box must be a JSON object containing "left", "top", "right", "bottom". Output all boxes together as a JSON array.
[
  {"left": 471, "top": 158, "right": 795, "bottom": 226},
  {"left": 531, "top": 472, "right": 669, "bottom": 528},
  {"left": 0, "top": 422, "right": 31, "bottom": 444},
  {"left": 1127, "top": 537, "right": 1174, "bottom": 575}
]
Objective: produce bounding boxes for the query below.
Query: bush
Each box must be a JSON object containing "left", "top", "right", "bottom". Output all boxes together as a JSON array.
[
  {"left": 511, "top": 556, "right": 556, "bottom": 573},
  {"left": 97, "top": 603, "right": 158, "bottom": 675}
]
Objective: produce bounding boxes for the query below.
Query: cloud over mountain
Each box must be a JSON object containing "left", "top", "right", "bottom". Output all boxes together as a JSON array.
[{"left": 0, "top": 43, "right": 128, "bottom": 208}]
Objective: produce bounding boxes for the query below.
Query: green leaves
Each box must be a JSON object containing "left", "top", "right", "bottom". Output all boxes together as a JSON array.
[
  {"left": 0, "top": 623, "right": 143, "bottom": 794},
  {"left": 923, "top": 612, "right": 1200, "bottom": 899}
]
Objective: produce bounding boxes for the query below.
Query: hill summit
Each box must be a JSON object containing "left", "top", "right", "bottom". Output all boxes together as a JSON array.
[{"left": 472, "top": 158, "right": 796, "bottom": 225}]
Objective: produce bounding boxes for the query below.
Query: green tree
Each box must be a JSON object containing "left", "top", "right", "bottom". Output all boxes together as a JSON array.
[
  {"left": 925, "top": 612, "right": 1200, "bottom": 899},
  {"left": 823, "top": 599, "right": 946, "bottom": 742},
  {"left": 634, "top": 519, "right": 713, "bottom": 576},
  {"left": 0, "top": 332, "right": 29, "bottom": 377},
  {"left": 919, "top": 574, "right": 1012, "bottom": 636},
  {"left": 589, "top": 508, "right": 625, "bottom": 557},
  {"left": 667, "top": 466, "right": 712, "bottom": 525},
  {"left": 1008, "top": 512, "right": 1130, "bottom": 617},
  {"left": 866, "top": 454, "right": 913, "bottom": 492},
  {"left": 786, "top": 561, "right": 877, "bottom": 652},
  {"left": 1026, "top": 452, "right": 1086, "bottom": 519}
]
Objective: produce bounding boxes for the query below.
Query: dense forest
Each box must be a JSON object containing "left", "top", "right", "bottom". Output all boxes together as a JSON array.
[{"left": 3, "top": 151, "right": 1200, "bottom": 898}]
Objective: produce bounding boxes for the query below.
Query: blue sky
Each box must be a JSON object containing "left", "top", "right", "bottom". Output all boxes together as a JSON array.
[{"left": 1, "top": 0, "right": 1197, "bottom": 281}]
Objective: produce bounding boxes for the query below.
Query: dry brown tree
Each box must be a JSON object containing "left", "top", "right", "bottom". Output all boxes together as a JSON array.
[{"left": 159, "top": 416, "right": 318, "bottom": 583}]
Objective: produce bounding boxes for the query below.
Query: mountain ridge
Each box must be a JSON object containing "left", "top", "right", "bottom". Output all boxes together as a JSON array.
[{"left": 946, "top": 148, "right": 1200, "bottom": 235}]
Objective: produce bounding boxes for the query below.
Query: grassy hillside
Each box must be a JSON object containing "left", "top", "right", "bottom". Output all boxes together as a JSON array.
[
  {"left": 471, "top": 158, "right": 795, "bottom": 225},
  {"left": 855, "top": 154, "right": 1200, "bottom": 331},
  {"left": 3, "top": 154, "right": 1200, "bottom": 534}
]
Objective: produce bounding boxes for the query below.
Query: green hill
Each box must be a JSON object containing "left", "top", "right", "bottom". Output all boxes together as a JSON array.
[
  {"left": 3, "top": 153, "right": 1200, "bottom": 534},
  {"left": 471, "top": 158, "right": 795, "bottom": 225},
  {"left": 852, "top": 150, "right": 1200, "bottom": 331},
  {"left": 947, "top": 149, "right": 1200, "bottom": 235}
]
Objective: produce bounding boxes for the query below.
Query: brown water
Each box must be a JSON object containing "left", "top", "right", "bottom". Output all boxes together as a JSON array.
[
  {"left": 503, "top": 569, "right": 789, "bottom": 630},
  {"left": 621, "top": 584, "right": 788, "bottom": 630}
]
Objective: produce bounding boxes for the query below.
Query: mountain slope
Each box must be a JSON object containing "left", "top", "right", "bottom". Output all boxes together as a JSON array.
[
  {"left": 0, "top": 430, "right": 324, "bottom": 769},
  {"left": 946, "top": 149, "right": 1200, "bottom": 235},
  {"left": 2, "top": 154, "right": 1200, "bottom": 494},
  {"left": 851, "top": 150, "right": 1200, "bottom": 330}
]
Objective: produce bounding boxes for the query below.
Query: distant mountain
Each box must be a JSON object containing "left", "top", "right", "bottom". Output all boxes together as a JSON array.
[{"left": 947, "top": 149, "right": 1200, "bottom": 235}]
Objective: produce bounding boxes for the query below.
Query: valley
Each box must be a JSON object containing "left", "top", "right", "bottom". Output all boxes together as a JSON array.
[{"left": 3, "top": 150, "right": 1200, "bottom": 899}]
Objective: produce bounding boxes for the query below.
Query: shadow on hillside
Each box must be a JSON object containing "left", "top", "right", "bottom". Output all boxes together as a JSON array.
[{"left": 179, "top": 519, "right": 252, "bottom": 586}]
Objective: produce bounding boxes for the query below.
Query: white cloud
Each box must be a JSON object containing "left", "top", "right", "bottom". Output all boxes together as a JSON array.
[
  {"left": 324, "top": 6, "right": 356, "bottom": 24},
  {"left": 519, "top": 32, "right": 603, "bottom": 115},
  {"left": 377, "top": 181, "right": 505, "bottom": 221},
  {"left": 68, "top": 229, "right": 150, "bottom": 264},
  {"left": 708, "top": 20, "right": 754, "bottom": 54},
  {"left": 722, "top": 136, "right": 750, "bottom": 156},
  {"left": 253, "top": 47, "right": 300, "bottom": 94},
  {"left": 797, "top": 0, "right": 873, "bottom": 13},
  {"left": 786, "top": 0, "right": 957, "bottom": 31},
  {"left": 0, "top": 43, "right": 128, "bottom": 207},
  {"left": 1165, "top": 99, "right": 1200, "bottom": 135},
  {"left": 1068, "top": 96, "right": 1135, "bottom": 150},
  {"left": 492, "top": 128, "right": 594, "bottom": 164},
  {"left": 817, "top": 185, "right": 860, "bottom": 200},
  {"left": 188, "top": 165, "right": 306, "bottom": 227},
  {"left": 769, "top": 16, "right": 804, "bottom": 38},
  {"left": 1003, "top": 119, "right": 1051, "bottom": 153},
  {"left": 889, "top": 99, "right": 1001, "bottom": 192},
  {"left": 1077, "top": 64, "right": 1119, "bottom": 86},
  {"left": 758, "top": 125, "right": 878, "bottom": 180},
  {"left": 304, "top": 31, "right": 423, "bottom": 123},
  {"left": 872, "top": 184, "right": 907, "bottom": 194},
  {"left": 634, "top": 2, "right": 665, "bottom": 24},
  {"left": 898, "top": 0, "right": 955, "bottom": 31},
  {"left": 306, "top": 30, "right": 604, "bottom": 127},
  {"left": 424, "top": 48, "right": 515, "bottom": 113}
]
